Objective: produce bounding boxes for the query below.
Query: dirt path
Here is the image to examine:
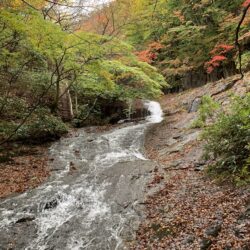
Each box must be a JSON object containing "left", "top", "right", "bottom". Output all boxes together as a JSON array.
[{"left": 131, "top": 75, "right": 250, "bottom": 249}]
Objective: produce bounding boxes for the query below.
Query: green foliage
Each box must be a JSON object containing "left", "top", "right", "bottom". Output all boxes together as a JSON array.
[
  {"left": 191, "top": 95, "right": 220, "bottom": 128},
  {"left": 100, "top": 59, "right": 166, "bottom": 100},
  {"left": 0, "top": 2, "right": 167, "bottom": 143},
  {"left": 241, "top": 51, "right": 250, "bottom": 71},
  {"left": 0, "top": 108, "right": 68, "bottom": 142},
  {"left": 202, "top": 94, "right": 250, "bottom": 184}
]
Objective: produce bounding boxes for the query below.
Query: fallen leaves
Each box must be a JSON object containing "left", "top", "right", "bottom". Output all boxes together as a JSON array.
[
  {"left": 0, "top": 145, "right": 50, "bottom": 198},
  {"left": 130, "top": 76, "right": 250, "bottom": 249}
]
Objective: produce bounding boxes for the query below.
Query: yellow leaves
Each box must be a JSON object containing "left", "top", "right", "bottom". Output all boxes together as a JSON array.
[
  {"left": 99, "top": 70, "right": 115, "bottom": 90},
  {"left": 9, "top": 0, "right": 23, "bottom": 8},
  {"left": 1, "top": 0, "right": 46, "bottom": 10}
]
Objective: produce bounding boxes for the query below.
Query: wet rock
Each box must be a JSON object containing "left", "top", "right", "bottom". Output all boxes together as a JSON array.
[
  {"left": 200, "top": 238, "right": 212, "bottom": 250},
  {"left": 15, "top": 216, "right": 35, "bottom": 224},
  {"left": 44, "top": 198, "right": 59, "bottom": 210},
  {"left": 0, "top": 103, "right": 164, "bottom": 249},
  {"left": 205, "top": 223, "right": 222, "bottom": 237}
]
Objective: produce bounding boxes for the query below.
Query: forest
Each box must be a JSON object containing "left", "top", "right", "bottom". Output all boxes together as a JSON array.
[
  {"left": 0, "top": 0, "right": 249, "bottom": 143},
  {"left": 0, "top": 0, "right": 249, "bottom": 249}
]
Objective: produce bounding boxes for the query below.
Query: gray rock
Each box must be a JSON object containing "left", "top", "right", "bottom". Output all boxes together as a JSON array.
[
  {"left": 189, "top": 98, "right": 202, "bottom": 113},
  {"left": 169, "top": 160, "right": 183, "bottom": 168}
]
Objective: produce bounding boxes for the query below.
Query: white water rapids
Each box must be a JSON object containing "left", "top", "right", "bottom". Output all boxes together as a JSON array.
[{"left": 0, "top": 101, "right": 163, "bottom": 250}]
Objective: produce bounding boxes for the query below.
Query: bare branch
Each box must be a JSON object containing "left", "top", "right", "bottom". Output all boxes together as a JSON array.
[{"left": 235, "top": 3, "right": 250, "bottom": 79}]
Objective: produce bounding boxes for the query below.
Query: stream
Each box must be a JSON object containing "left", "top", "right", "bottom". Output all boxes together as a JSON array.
[{"left": 0, "top": 101, "right": 163, "bottom": 250}]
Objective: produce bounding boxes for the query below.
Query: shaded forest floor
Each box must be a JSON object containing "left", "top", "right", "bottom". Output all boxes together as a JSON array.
[{"left": 131, "top": 74, "right": 250, "bottom": 249}]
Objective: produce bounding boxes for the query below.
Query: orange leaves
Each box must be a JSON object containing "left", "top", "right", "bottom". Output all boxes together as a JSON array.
[
  {"left": 205, "top": 44, "right": 234, "bottom": 74},
  {"left": 135, "top": 50, "right": 157, "bottom": 63},
  {"left": 210, "top": 44, "right": 234, "bottom": 55},
  {"left": 0, "top": 145, "right": 49, "bottom": 198},
  {"left": 242, "top": 0, "right": 250, "bottom": 8},
  {"left": 135, "top": 41, "right": 164, "bottom": 64},
  {"left": 148, "top": 41, "right": 164, "bottom": 50}
]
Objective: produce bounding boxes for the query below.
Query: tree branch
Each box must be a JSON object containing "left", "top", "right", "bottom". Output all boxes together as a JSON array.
[{"left": 235, "top": 3, "right": 250, "bottom": 79}]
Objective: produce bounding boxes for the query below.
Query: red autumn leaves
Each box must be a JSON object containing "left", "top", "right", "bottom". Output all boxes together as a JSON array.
[
  {"left": 242, "top": 0, "right": 250, "bottom": 8},
  {"left": 205, "top": 44, "right": 234, "bottom": 74}
]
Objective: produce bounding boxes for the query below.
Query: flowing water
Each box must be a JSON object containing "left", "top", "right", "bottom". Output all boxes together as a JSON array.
[{"left": 0, "top": 101, "right": 163, "bottom": 250}]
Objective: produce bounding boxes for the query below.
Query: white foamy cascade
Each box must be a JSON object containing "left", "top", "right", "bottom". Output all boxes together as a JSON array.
[
  {"left": 0, "top": 101, "right": 164, "bottom": 250},
  {"left": 145, "top": 101, "right": 163, "bottom": 123}
]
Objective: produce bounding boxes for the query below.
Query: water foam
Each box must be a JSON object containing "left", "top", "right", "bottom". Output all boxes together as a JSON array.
[{"left": 145, "top": 101, "right": 163, "bottom": 123}]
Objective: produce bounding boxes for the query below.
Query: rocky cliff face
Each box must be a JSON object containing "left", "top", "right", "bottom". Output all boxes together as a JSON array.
[{"left": 164, "top": 62, "right": 239, "bottom": 93}]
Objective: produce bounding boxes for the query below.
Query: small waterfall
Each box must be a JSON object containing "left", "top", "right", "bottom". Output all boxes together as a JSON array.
[{"left": 144, "top": 101, "right": 163, "bottom": 123}]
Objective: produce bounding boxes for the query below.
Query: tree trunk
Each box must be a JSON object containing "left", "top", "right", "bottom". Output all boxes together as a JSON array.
[{"left": 58, "top": 82, "right": 74, "bottom": 121}]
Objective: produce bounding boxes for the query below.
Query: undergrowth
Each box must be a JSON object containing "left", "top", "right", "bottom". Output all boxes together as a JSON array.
[{"left": 202, "top": 94, "right": 250, "bottom": 185}]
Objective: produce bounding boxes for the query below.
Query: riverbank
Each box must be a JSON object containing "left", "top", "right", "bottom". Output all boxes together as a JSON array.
[
  {"left": 0, "top": 144, "right": 50, "bottom": 198},
  {"left": 0, "top": 125, "right": 118, "bottom": 199},
  {"left": 131, "top": 74, "right": 250, "bottom": 249}
]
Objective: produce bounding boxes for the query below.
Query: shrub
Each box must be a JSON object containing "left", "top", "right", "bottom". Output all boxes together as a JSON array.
[
  {"left": 25, "top": 109, "right": 68, "bottom": 142},
  {"left": 202, "top": 94, "right": 250, "bottom": 184},
  {"left": 0, "top": 108, "right": 68, "bottom": 143},
  {"left": 191, "top": 95, "right": 220, "bottom": 128}
]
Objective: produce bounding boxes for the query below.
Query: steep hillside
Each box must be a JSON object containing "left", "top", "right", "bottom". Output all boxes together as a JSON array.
[{"left": 131, "top": 73, "right": 250, "bottom": 249}]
